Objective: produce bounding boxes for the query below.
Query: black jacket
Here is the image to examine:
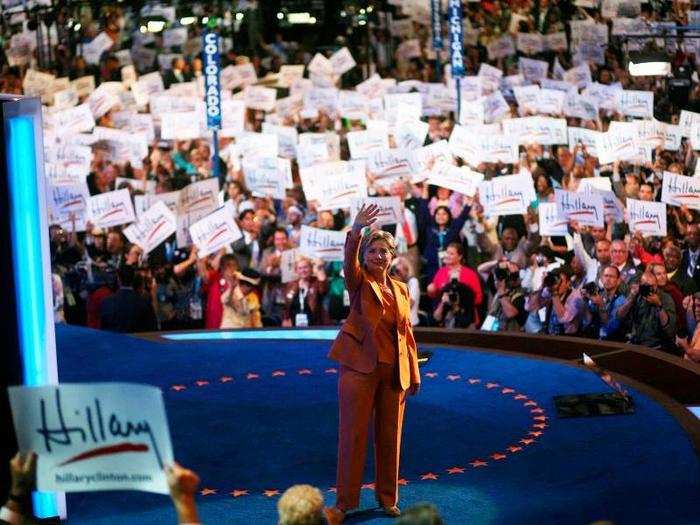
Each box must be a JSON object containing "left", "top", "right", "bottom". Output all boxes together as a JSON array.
[{"left": 100, "top": 288, "right": 157, "bottom": 333}]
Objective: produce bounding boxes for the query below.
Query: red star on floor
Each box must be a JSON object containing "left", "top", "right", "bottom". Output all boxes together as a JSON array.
[
  {"left": 327, "top": 487, "right": 337, "bottom": 493},
  {"left": 325, "top": 368, "right": 338, "bottom": 374},
  {"left": 446, "top": 466, "right": 465, "bottom": 474},
  {"left": 514, "top": 394, "right": 528, "bottom": 400},
  {"left": 246, "top": 373, "right": 259, "bottom": 380},
  {"left": 501, "top": 388, "right": 515, "bottom": 394},
  {"left": 446, "top": 374, "right": 461, "bottom": 381},
  {"left": 195, "top": 380, "right": 209, "bottom": 387},
  {"left": 520, "top": 438, "right": 535, "bottom": 445},
  {"left": 485, "top": 382, "right": 500, "bottom": 389},
  {"left": 528, "top": 431, "right": 543, "bottom": 437},
  {"left": 219, "top": 376, "right": 234, "bottom": 383},
  {"left": 200, "top": 488, "right": 217, "bottom": 496},
  {"left": 468, "top": 378, "right": 481, "bottom": 384},
  {"left": 524, "top": 400, "right": 538, "bottom": 406},
  {"left": 398, "top": 479, "right": 409, "bottom": 485},
  {"left": 171, "top": 385, "right": 187, "bottom": 391},
  {"left": 507, "top": 446, "right": 523, "bottom": 453},
  {"left": 533, "top": 415, "right": 548, "bottom": 421},
  {"left": 532, "top": 423, "right": 547, "bottom": 429},
  {"left": 271, "top": 370, "right": 286, "bottom": 377},
  {"left": 298, "top": 369, "right": 312, "bottom": 375},
  {"left": 530, "top": 408, "right": 544, "bottom": 414},
  {"left": 420, "top": 473, "right": 438, "bottom": 480},
  {"left": 425, "top": 372, "right": 438, "bottom": 378},
  {"left": 263, "top": 489, "right": 280, "bottom": 497},
  {"left": 361, "top": 483, "right": 375, "bottom": 490},
  {"left": 490, "top": 453, "right": 507, "bottom": 461},
  {"left": 229, "top": 490, "right": 248, "bottom": 498},
  {"left": 470, "top": 460, "right": 488, "bottom": 468}
]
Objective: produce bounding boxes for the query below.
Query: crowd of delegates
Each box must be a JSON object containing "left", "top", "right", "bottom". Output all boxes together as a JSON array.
[{"left": 3, "top": 1, "right": 700, "bottom": 363}]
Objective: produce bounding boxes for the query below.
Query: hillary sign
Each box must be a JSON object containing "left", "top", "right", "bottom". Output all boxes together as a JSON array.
[
  {"left": 202, "top": 30, "right": 222, "bottom": 130},
  {"left": 448, "top": 0, "right": 465, "bottom": 77}
]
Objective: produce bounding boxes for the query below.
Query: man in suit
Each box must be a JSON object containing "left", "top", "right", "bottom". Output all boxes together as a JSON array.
[
  {"left": 100, "top": 265, "right": 158, "bottom": 333},
  {"left": 680, "top": 223, "right": 700, "bottom": 291},
  {"left": 232, "top": 208, "right": 263, "bottom": 271},
  {"left": 665, "top": 244, "right": 697, "bottom": 296},
  {"left": 164, "top": 57, "right": 190, "bottom": 88}
]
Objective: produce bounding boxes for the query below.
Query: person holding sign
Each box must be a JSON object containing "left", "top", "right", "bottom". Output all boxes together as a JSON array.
[
  {"left": 325, "top": 205, "right": 420, "bottom": 524},
  {"left": 282, "top": 256, "right": 328, "bottom": 327}
]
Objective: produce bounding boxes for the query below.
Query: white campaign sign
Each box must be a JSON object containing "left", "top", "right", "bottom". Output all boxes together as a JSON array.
[
  {"left": 189, "top": 202, "right": 242, "bottom": 258},
  {"left": 87, "top": 189, "right": 136, "bottom": 228},
  {"left": 480, "top": 175, "right": 534, "bottom": 216},
  {"left": 123, "top": 201, "right": 177, "bottom": 254},
  {"left": 244, "top": 86, "right": 277, "bottom": 112},
  {"left": 177, "top": 178, "right": 221, "bottom": 248},
  {"left": 554, "top": 189, "right": 604, "bottom": 227},
  {"left": 46, "top": 183, "right": 90, "bottom": 232},
  {"left": 408, "top": 140, "right": 453, "bottom": 182},
  {"left": 160, "top": 111, "right": 201, "bottom": 141},
  {"left": 299, "top": 225, "right": 345, "bottom": 261},
  {"left": 300, "top": 160, "right": 367, "bottom": 210},
  {"left": 346, "top": 129, "right": 389, "bottom": 159},
  {"left": 350, "top": 197, "right": 402, "bottom": 226},
  {"left": 329, "top": 47, "right": 356, "bottom": 75},
  {"left": 598, "top": 190, "right": 625, "bottom": 222},
  {"left": 538, "top": 202, "right": 569, "bottom": 236},
  {"left": 9, "top": 383, "right": 173, "bottom": 494},
  {"left": 366, "top": 148, "right": 412, "bottom": 186},
  {"left": 427, "top": 161, "right": 484, "bottom": 197},
  {"left": 661, "top": 172, "right": 700, "bottom": 210},
  {"left": 242, "top": 157, "right": 287, "bottom": 200},
  {"left": 627, "top": 198, "right": 667, "bottom": 236},
  {"left": 618, "top": 90, "right": 654, "bottom": 119}
]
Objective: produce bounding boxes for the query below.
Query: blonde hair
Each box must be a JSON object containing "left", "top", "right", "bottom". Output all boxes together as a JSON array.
[
  {"left": 360, "top": 230, "right": 397, "bottom": 265},
  {"left": 294, "top": 255, "right": 312, "bottom": 269},
  {"left": 277, "top": 484, "right": 324, "bottom": 525}
]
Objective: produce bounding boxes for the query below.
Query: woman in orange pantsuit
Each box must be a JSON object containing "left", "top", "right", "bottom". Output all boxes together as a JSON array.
[{"left": 325, "top": 204, "right": 421, "bottom": 524}]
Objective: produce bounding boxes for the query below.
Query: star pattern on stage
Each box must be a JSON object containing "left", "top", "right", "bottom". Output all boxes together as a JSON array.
[{"left": 165, "top": 370, "right": 550, "bottom": 493}]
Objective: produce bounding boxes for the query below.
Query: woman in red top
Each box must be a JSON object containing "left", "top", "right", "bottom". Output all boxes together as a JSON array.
[{"left": 427, "top": 242, "right": 483, "bottom": 323}]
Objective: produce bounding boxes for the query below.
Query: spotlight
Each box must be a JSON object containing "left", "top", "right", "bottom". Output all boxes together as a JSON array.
[
  {"left": 235, "top": 12, "right": 244, "bottom": 21},
  {"left": 628, "top": 49, "right": 671, "bottom": 76},
  {"left": 277, "top": 12, "right": 284, "bottom": 20},
  {"left": 180, "top": 16, "right": 196, "bottom": 25},
  {"left": 147, "top": 20, "right": 166, "bottom": 33},
  {"left": 202, "top": 17, "right": 209, "bottom": 24}
]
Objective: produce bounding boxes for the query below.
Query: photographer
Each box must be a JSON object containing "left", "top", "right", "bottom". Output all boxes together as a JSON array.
[
  {"left": 527, "top": 267, "right": 590, "bottom": 336},
  {"left": 581, "top": 265, "right": 626, "bottom": 341},
  {"left": 433, "top": 278, "right": 476, "bottom": 329},
  {"left": 482, "top": 261, "right": 528, "bottom": 332},
  {"left": 616, "top": 272, "right": 677, "bottom": 353}
]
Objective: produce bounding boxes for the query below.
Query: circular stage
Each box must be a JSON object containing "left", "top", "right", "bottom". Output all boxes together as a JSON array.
[{"left": 56, "top": 325, "right": 700, "bottom": 524}]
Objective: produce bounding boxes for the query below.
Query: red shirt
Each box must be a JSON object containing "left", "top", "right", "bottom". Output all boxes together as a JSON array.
[
  {"left": 431, "top": 265, "right": 484, "bottom": 307},
  {"left": 86, "top": 286, "right": 114, "bottom": 329},
  {"left": 204, "top": 269, "right": 224, "bottom": 329}
]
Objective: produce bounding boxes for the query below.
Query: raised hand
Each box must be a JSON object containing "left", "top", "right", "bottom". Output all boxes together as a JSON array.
[{"left": 352, "top": 203, "right": 380, "bottom": 232}]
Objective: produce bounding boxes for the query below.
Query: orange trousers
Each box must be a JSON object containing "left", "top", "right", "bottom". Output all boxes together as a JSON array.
[{"left": 335, "top": 363, "right": 407, "bottom": 511}]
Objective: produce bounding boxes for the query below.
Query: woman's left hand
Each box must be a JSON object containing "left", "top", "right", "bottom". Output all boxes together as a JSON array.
[{"left": 408, "top": 383, "right": 420, "bottom": 396}]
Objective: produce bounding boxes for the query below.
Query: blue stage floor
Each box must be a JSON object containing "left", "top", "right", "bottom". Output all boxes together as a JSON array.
[{"left": 56, "top": 325, "right": 700, "bottom": 524}]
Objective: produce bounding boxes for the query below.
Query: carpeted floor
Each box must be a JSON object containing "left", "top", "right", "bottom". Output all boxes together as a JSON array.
[{"left": 56, "top": 325, "right": 700, "bottom": 524}]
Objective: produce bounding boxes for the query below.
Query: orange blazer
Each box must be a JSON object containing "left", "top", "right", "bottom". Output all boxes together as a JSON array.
[{"left": 328, "top": 230, "right": 421, "bottom": 390}]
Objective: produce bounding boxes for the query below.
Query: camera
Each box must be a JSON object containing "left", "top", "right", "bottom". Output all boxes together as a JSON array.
[
  {"left": 494, "top": 267, "right": 509, "bottom": 281},
  {"left": 639, "top": 283, "right": 653, "bottom": 298},
  {"left": 582, "top": 282, "right": 599, "bottom": 296},
  {"left": 542, "top": 272, "right": 559, "bottom": 289},
  {"left": 535, "top": 254, "right": 546, "bottom": 267},
  {"left": 447, "top": 278, "right": 460, "bottom": 305}
]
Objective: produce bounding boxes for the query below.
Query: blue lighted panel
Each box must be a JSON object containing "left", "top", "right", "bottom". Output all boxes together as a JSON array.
[
  {"left": 3, "top": 96, "right": 62, "bottom": 519},
  {"left": 163, "top": 329, "right": 339, "bottom": 341}
]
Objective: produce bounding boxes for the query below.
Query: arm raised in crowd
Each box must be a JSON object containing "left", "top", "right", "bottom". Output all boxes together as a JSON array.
[{"left": 344, "top": 204, "right": 380, "bottom": 293}]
